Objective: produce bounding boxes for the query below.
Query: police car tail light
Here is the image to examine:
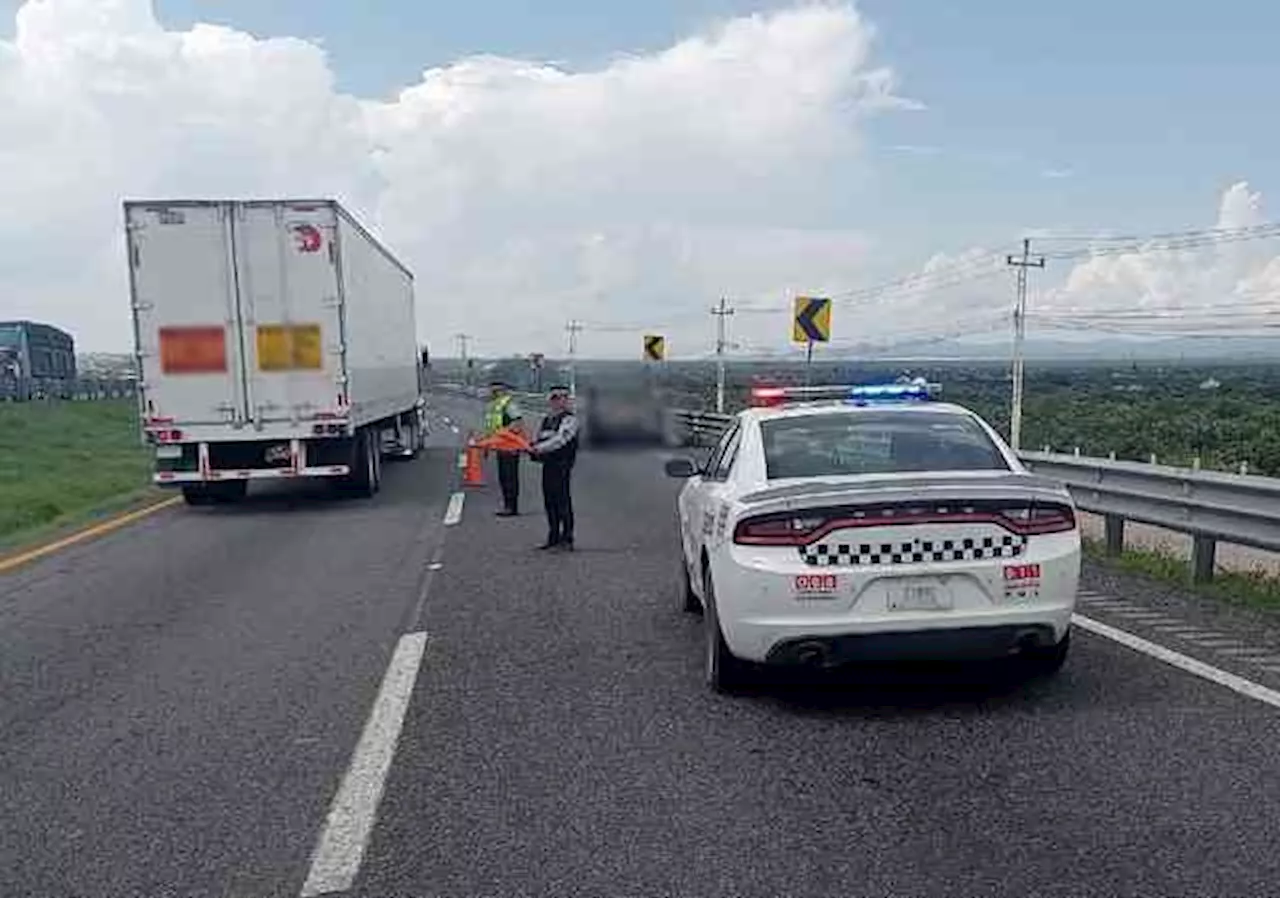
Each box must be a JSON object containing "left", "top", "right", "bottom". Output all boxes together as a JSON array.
[
  {"left": 734, "top": 501, "right": 1075, "bottom": 545},
  {"left": 998, "top": 503, "right": 1076, "bottom": 535},
  {"left": 734, "top": 514, "right": 827, "bottom": 545}
]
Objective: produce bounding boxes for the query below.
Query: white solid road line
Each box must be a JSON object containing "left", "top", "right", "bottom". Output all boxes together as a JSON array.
[
  {"left": 443, "top": 492, "right": 465, "bottom": 526},
  {"left": 301, "top": 631, "right": 429, "bottom": 897},
  {"left": 1074, "top": 614, "right": 1280, "bottom": 711}
]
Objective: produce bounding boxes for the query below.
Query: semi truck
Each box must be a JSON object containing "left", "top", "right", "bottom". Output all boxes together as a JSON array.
[{"left": 123, "top": 199, "right": 426, "bottom": 505}]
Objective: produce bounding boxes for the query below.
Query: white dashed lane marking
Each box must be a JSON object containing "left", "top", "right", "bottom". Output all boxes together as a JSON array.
[{"left": 1079, "top": 588, "right": 1280, "bottom": 682}]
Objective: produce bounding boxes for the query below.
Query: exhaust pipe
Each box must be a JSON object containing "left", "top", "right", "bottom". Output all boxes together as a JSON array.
[{"left": 794, "top": 641, "right": 831, "bottom": 668}]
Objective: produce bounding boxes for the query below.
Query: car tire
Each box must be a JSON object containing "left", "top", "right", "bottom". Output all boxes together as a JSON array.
[
  {"left": 1025, "top": 631, "right": 1071, "bottom": 677},
  {"left": 703, "top": 567, "right": 751, "bottom": 693},
  {"left": 680, "top": 557, "right": 701, "bottom": 614}
]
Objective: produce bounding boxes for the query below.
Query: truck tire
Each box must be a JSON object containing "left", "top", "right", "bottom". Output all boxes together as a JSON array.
[
  {"left": 209, "top": 480, "right": 248, "bottom": 503},
  {"left": 343, "top": 430, "right": 378, "bottom": 498},
  {"left": 182, "top": 485, "right": 214, "bottom": 506}
]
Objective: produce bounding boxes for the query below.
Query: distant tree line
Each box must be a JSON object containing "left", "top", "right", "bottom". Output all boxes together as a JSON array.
[{"left": 656, "top": 359, "right": 1280, "bottom": 477}]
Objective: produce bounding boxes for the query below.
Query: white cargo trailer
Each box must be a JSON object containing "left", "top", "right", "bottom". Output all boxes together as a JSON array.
[{"left": 124, "top": 199, "right": 427, "bottom": 504}]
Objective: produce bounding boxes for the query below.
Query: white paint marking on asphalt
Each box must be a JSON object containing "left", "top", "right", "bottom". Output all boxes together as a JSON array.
[
  {"left": 300, "top": 631, "right": 430, "bottom": 897},
  {"left": 443, "top": 491, "right": 465, "bottom": 526},
  {"left": 450, "top": 426, "right": 460, "bottom": 434},
  {"left": 428, "top": 561, "right": 444, "bottom": 571},
  {"left": 1073, "top": 614, "right": 1280, "bottom": 711},
  {"left": 1214, "top": 646, "right": 1274, "bottom": 658}
]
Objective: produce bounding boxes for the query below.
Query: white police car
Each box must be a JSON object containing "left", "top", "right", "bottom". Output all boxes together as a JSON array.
[{"left": 664, "top": 382, "right": 1081, "bottom": 692}]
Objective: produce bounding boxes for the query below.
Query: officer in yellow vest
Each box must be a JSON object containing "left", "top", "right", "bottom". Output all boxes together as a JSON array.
[{"left": 484, "top": 380, "right": 524, "bottom": 516}]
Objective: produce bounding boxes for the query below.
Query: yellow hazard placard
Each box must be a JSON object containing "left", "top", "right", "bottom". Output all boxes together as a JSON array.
[
  {"left": 644, "top": 334, "right": 666, "bottom": 361},
  {"left": 257, "top": 324, "right": 323, "bottom": 371},
  {"left": 792, "top": 296, "right": 832, "bottom": 343}
]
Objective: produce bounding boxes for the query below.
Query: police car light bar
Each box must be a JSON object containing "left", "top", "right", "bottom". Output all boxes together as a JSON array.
[
  {"left": 748, "top": 382, "right": 941, "bottom": 407},
  {"left": 847, "top": 381, "right": 940, "bottom": 404},
  {"left": 749, "top": 385, "right": 854, "bottom": 407}
]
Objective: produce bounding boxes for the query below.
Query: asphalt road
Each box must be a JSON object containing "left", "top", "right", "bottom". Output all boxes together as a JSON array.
[{"left": 3, "top": 392, "right": 1280, "bottom": 897}]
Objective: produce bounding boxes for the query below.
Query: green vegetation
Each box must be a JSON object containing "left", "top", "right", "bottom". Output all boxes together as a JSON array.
[
  {"left": 0, "top": 400, "right": 153, "bottom": 545},
  {"left": 642, "top": 358, "right": 1280, "bottom": 477},
  {"left": 1083, "top": 538, "right": 1280, "bottom": 614}
]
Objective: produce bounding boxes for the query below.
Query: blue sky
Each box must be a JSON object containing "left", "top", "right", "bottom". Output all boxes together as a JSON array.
[
  {"left": 2, "top": 1, "right": 1278, "bottom": 353},
  {"left": 7, "top": 0, "right": 1270, "bottom": 243},
  {"left": 136, "top": 0, "right": 1280, "bottom": 248}
]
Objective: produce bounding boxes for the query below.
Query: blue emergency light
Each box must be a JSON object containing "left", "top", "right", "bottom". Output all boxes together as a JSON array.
[
  {"left": 846, "top": 380, "right": 940, "bottom": 405},
  {"left": 748, "top": 380, "right": 941, "bottom": 407}
]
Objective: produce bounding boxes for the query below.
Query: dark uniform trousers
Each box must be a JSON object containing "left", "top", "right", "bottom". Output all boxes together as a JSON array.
[
  {"left": 541, "top": 460, "right": 574, "bottom": 545},
  {"left": 496, "top": 451, "right": 520, "bottom": 513}
]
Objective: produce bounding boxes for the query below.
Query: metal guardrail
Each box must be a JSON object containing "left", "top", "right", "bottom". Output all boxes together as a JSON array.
[{"left": 666, "top": 407, "right": 1280, "bottom": 583}]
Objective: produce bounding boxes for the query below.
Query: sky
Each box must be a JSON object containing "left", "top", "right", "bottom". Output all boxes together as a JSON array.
[{"left": 1, "top": 0, "right": 1278, "bottom": 356}]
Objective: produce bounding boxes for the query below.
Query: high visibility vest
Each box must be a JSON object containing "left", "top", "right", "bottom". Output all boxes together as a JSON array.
[{"left": 484, "top": 394, "right": 512, "bottom": 435}]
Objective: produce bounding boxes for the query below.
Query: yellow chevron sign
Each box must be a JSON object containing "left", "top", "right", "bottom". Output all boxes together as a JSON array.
[
  {"left": 792, "top": 296, "right": 832, "bottom": 343},
  {"left": 644, "top": 334, "right": 666, "bottom": 361}
]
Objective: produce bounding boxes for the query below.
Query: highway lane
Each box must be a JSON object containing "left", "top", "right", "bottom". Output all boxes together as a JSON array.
[
  {"left": 0, "top": 400, "right": 474, "bottom": 898},
  {"left": 352, "top": 436, "right": 1280, "bottom": 898},
  {"left": 3, "top": 392, "right": 1280, "bottom": 897}
]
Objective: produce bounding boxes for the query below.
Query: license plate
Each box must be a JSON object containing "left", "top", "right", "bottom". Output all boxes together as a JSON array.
[
  {"left": 155, "top": 445, "right": 182, "bottom": 460},
  {"left": 888, "top": 581, "right": 952, "bottom": 611}
]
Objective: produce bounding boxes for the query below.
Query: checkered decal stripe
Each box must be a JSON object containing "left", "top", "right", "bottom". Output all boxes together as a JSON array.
[{"left": 799, "top": 533, "right": 1026, "bottom": 567}]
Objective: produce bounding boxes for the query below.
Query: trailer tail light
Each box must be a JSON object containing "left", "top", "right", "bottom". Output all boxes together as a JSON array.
[
  {"left": 159, "top": 326, "right": 227, "bottom": 374},
  {"left": 733, "top": 502, "right": 1076, "bottom": 546},
  {"left": 312, "top": 423, "right": 345, "bottom": 436}
]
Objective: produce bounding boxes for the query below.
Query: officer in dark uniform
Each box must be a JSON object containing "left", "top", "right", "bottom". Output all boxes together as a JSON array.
[{"left": 529, "top": 384, "right": 580, "bottom": 551}]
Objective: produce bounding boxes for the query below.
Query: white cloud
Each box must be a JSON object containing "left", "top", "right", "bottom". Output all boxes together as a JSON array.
[
  {"left": 847, "top": 181, "right": 1280, "bottom": 350},
  {"left": 0, "top": 0, "right": 917, "bottom": 355}
]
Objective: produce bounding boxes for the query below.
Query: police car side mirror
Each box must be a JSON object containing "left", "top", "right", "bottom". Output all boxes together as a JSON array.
[{"left": 664, "top": 458, "right": 698, "bottom": 479}]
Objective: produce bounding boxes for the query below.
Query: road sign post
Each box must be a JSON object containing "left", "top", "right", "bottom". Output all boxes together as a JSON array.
[{"left": 792, "top": 296, "right": 832, "bottom": 386}]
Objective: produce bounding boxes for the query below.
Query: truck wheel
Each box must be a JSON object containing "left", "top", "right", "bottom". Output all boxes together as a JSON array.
[
  {"left": 181, "top": 485, "right": 213, "bottom": 506},
  {"left": 209, "top": 481, "right": 248, "bottom": 503},
  {"left": 344, "top": 430, "right": 377, "bottom": 498}
]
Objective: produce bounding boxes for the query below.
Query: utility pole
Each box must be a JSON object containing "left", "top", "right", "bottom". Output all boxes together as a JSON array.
[
  {"left": 565, "top": 320, "right": 583, "bottom": 399},
  {"left": 1006, "top": 238, "right": 1045, "bottom": 452},
  {"left": 711, "top": 297, "right": 735, "bottom": 414},
  {"left": 456, "top": 333, "right": 472, "bottom": 385}
]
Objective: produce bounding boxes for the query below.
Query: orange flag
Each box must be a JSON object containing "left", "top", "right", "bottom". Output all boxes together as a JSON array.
[{"left": 472, "top": 426, "right": 532, "bottom": 452}]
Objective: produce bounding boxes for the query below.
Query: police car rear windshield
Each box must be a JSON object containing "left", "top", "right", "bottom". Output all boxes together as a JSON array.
[{"left": 760, "top": 411, "right": 1010, "bottom": 479}]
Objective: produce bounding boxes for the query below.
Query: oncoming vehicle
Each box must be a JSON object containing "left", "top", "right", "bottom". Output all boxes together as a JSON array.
[{"left": 664, "top": 382, "right": 1082, "bottom": 693}]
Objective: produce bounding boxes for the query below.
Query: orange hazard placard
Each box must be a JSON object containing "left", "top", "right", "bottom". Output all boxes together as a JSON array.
[{"left": 159, "top": 326, "right": 227, "bottom": 374}]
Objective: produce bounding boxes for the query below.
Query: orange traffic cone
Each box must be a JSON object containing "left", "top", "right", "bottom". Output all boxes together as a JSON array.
[{"left": 462, "top": 439, "right": 485, "bottom": 487}]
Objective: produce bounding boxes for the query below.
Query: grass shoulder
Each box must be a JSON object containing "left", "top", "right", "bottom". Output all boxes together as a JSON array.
[
  {"left": 0, "top": 400, "right": 155, "bottom": 550},
  {"left": 1082, "top": 537, "right": 1280, "bottom": 614}
]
